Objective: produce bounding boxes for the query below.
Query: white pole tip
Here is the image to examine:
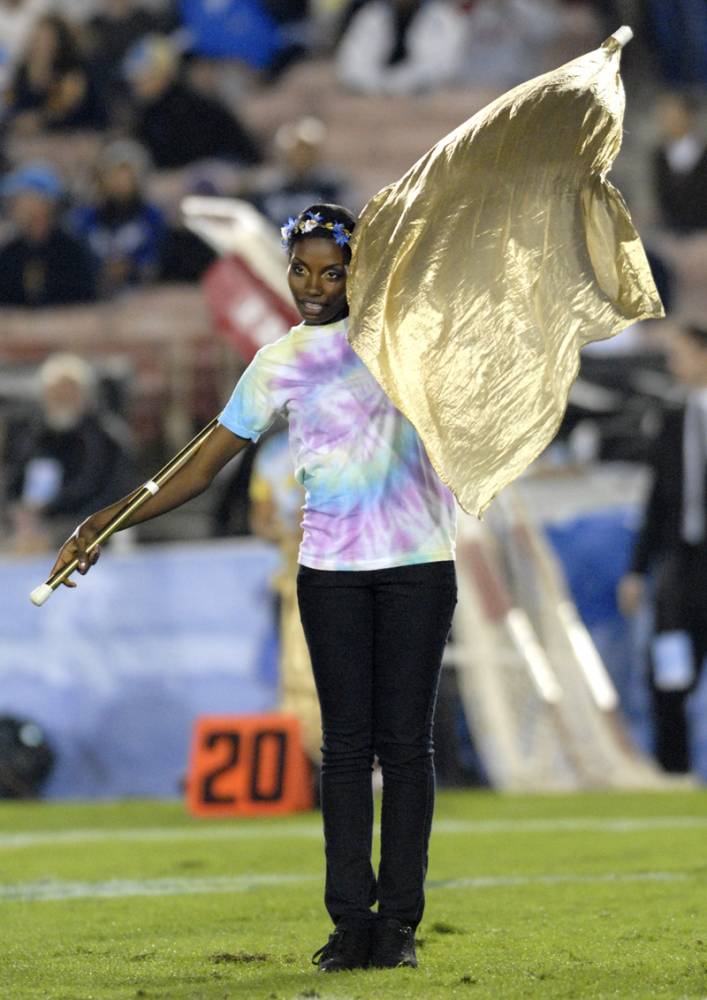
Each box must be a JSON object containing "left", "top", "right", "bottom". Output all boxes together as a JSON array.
[
  {"left": 30, "top": 584, "right": 54, "bottom": 607},
  {"left": 612, "top": 25, "right": 633, "bottom": 48}
]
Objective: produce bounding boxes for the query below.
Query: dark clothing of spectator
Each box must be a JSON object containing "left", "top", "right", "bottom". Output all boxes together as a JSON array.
[
  {"left": 260, "top": 0, "right": 310, "bottom": 78},
  {"left": 0, "top": 228, "right": 97, "bottom": 307},
  {"left": 8, "top": 413, "right": 134, "bottom": 520},
  {"left": 71, "top": 197, "right": 166, "bottom": 292},
  {"left": 9, "top": 56, "right": 106, "bottom": 131},
  {"left": 653, "top": 144, "right": 707, "bottom": 233},
  {"left": 89, "top": 8, "right": 176, "bottom": 75},
  {"left": 251, "top": 170, "right": 348, "bottom": 230},
  {"left": 646, "top": 0, "right": 707, "bottom": 86},
  {"left": 87, "top": 6, "right": 177, "bottom": 122},
  {"left": 630, "top": 404, "right": 707, "bottom": 772},
  {"left": 631, "top": 405, "right": 707, "bottom": 574},
  {"left": 159, "top": 226, "right": 217, "bottom": 282},
  {"left": 134, "top": 81, "right": 263, "bottom": 169}
]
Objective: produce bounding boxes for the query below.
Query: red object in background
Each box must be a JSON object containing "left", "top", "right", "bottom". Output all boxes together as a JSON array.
[
  {"left": 202, "top": 256, "right": 299, "bottom": 363},
  {"left": 186, "top": 713, "right": 314, "bottom": 817}
]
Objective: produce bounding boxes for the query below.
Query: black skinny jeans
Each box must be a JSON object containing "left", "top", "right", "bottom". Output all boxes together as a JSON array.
[{"left": 297, "top": 560, "right": 457, "bottom": 929}]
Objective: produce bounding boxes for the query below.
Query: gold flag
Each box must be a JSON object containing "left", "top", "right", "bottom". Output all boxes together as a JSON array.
[{"left": 347, "top": 32, "right": 664, "bottom": 517}]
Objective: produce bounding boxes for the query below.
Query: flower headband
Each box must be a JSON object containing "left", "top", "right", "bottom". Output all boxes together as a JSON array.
[{"left": 280, "top": 210, "right": 353, "bottom": 250}]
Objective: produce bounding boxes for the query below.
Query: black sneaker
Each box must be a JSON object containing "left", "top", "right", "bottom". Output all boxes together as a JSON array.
[
  {"left": 370, "top": 918, "right": 418, "bottom": 968},
  {"left": 311, "top": 922, "right": 371, "bottom": 972}
]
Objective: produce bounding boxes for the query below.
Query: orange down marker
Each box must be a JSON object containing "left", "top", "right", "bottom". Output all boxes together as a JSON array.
[{"left": 186, "top": 714, "right": 314, "bottom": 817}]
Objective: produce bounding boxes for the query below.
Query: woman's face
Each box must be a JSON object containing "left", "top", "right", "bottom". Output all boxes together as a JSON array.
[
  {"left": 287, "top": 237, "right": 348, "bottom": 325},
  {"left": 32, "top": 19, "right": 60, "bottom": 62}
]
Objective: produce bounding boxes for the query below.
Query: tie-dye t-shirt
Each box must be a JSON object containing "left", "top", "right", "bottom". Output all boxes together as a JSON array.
[{"left": 219, "top": 318, "right": 456, "bottom": 571}]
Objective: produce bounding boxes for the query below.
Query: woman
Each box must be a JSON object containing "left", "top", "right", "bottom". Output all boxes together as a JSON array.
[
  {"left": 48, "top": 203, "right": 458, "bottom": 973},
  {"left": 6, "top": 14, "right": 105, "bottom": 133}
]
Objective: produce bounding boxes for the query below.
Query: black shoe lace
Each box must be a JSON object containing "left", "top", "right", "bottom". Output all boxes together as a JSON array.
[{"left": 311, "top": 928, "right": 345, "bottom": 966}]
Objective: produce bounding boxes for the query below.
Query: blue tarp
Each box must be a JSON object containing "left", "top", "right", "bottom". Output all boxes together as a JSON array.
[
  {"left": 0, "top": 540, "right": 280, "bottom": 798},
  {"left": 546, "top": 510, "right": 707, "bottom": 780},
  {"left": 2, "top": 512, "right": 704, "bottom": 797}
]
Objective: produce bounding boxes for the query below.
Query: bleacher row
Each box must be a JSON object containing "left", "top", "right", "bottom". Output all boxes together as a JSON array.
[{"left": 0, "top": 286, "right": 238, "bottom": 450}]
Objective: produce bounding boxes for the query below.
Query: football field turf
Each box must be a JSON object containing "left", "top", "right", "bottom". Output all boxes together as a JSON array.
[{"left": 1, "top": 790, "right": 706, "bottom": 1000}]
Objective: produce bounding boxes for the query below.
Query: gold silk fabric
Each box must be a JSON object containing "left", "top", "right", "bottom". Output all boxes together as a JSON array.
[{"left": 347, "top": 37, "right": 664, "bottom": 516}]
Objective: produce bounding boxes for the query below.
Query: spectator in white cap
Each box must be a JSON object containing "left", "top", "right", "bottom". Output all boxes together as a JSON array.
[
  {"left": 7, "top": 353, "right": 134, "bottom": 547},
  {"left": 250, "top": 116, "right": 354, "bottom": 228}
]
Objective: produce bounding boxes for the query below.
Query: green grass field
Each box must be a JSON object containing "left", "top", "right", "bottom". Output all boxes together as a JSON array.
[{"left": 1, "top": 790, "right": 706, "bottom": 1000}]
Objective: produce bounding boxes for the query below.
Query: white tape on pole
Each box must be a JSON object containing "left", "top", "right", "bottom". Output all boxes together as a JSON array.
[
  {"left": 30, "top": 584, "right": 54, "bottom": 607},
  {"left": 612, "top": 25, "right": 633, "bottom": 48}
]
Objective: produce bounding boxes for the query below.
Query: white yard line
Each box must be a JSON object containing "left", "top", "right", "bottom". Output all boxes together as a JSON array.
[
  {"left": 427, "top": 871, "right": 691, "bottom": 890},
  {"left": 0, "top": 815, "right": 706, "bottom": 850},
  {"left": 0, "top": 873, "right": 318, "bottom": 902},
  {"left": 0, "top": 870, "right": 690, "bottom": 904}
]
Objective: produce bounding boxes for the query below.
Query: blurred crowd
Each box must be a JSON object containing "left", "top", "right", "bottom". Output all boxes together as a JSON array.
[
  {"left": 0, "top": 2, "right": 705, "bottom": 778},
  {"left": 0, "top": 1, "right": 704, "bottom": 310}
]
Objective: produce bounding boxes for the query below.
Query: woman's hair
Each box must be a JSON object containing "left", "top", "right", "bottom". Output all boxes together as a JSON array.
[
  {"left": 285, "top": 203, "right": 357, "bottom": 263},
  {"left": 30, "top": 15, "right": 83, "bottom": 74}
]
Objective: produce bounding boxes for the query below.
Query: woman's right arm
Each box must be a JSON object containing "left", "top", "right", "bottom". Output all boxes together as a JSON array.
[{"left": 50, "top": 423, "right": 250, "bottom": 587}]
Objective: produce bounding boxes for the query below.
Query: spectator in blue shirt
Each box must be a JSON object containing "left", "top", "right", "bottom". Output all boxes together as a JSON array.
[
  {"left": 71, "top": 139, "right": 166, "bottom": 297},
  {"left": 178, "top": 0, "right": 310, "bottom": 79}
]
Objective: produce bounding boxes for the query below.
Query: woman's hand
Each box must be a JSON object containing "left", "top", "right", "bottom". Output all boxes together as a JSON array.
[
  {"left": 44, "top": 424, "right": 249, "bottom": 589},
  {"left": 49, "top": 514, "right": 104, "bottom": 588}
]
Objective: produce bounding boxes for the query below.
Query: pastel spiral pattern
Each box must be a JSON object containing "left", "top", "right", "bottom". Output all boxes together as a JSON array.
[{"left": 219, "top": 319, "right": 456, "bottom": 570}]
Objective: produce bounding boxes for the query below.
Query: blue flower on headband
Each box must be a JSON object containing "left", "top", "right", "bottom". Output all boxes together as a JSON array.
[
  {"left": 280, "top": 216, "right": 298, "bottom": 248},
  {"left": 306, "top": 210, "right": 324, "bottom": 223},
  {"left": 331, "top": 222, "right": 351, "bottom": 247}
]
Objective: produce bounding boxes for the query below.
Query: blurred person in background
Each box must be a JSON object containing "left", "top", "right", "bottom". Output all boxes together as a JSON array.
[
  {"left": 123, "top": 34, "right": 264, "bottom": 170},
  {"left": 0, "top": 0, "right": 50, "bottom": 98},
  {"left": 619, "top": 324, "right": 707, "bottom": 774},
  {"left": 71, "top": 139, "right": 166, "bottom": 297},
  {"left": 645, "top": 0, "right": 707, "bottom": 87},
  {"left": 456, "top": 0, "right": 566, "bottom": 89},
  {"left": 158, "top": 174, "right": 219, "bottom": 283},
  {"left": 86, "top": 0, "right": 178, "bottom": 124},
  {"left": 177, "top": 0, "right": 311, "bottom": 82},
  {"left": 0, "top": 163, "right": 97, "bottom": 307},
  {"left": 7, "top": 353, "right": 134, "bottom": 550},
  {"left": 653, "top": 91, "right": 707, "bottom": 235},
  {"left": 336, "top": 0, "right": 467, "bottom": 95},
  {"left": 5, "top": 13, "right": 106, "bottom": 134},
  {"left": 250, "top": 116, "right": 353, "bottom": 228},
  {"left": 261, "top": 0, "right": 312, "bottom": 79}
]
